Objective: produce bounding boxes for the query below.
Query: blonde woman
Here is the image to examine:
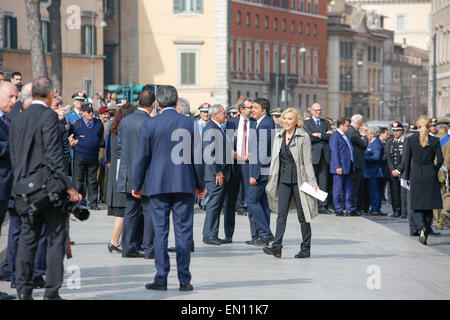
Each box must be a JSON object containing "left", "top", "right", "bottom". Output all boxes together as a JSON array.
[
  {"left": 264, "top": 108, "right": 319, "bottom": 258},
  {"left": 404, "top": 115, "right": 443, "bottom": 245}
]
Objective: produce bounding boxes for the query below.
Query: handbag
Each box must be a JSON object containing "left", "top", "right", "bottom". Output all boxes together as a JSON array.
[{"left": 12, "top": 109, "right": 68, "bottom": 220}]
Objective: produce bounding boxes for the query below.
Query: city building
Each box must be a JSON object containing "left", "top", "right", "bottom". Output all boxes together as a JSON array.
[
  {"left": 0, "top": 0, "right": 105, "bottom": 104},
  {"left": 346, "top": 0, "right": 432, "bottom": 51},
  {"left": 103, "top": 0, "right": 328, "bottom": 112},
  {"left": 327, "top": 0, "right": 389, "bottom": 120},
  {"left": 429, "top": 0, "right": 450, "bottom": 118},
  {"left": 382, "top": 30, "right": 429, "bottom": 122}
]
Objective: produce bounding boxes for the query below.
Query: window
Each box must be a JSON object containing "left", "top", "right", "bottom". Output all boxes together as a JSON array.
[
  {"left": 299, "top": 22, "right": 303, "bottom": 35},
  {"left": 3, "top": 16, "right": 18, "bottom": 49},
  {"left": 313, "top": 94, "right": 317, "bottom": 103},
  {"left": 368, "top": 45, "right": 372, "bottom": 61},
  {"left": 104, "top": 0, "right": 116, "bottom": 15},
  {"left": 313, "top": 50, "right": 318, "bottom": 78},
  {"left": 340, "top": 42, "right": 344, "bottom": 58},
  {"left": 255, "top": 92, "right": 259, "bottom": 99},
  {"left": 264, "top": 47, "right": 270, "bottom": 75},
  {"left": 246, "top": 13, "right": 250, "bottom": 27},
  {"left": 306, "top": 50, "right": 311, "bottom": 78},
  {"left": 314, "top": 0, "right": 318, "bottom": 14},
  {"left": 180, "top": 52, "right": 197, "bottom": 85},
  {"left": 273, "top": 44, "right": 279, "bottom": 73},
  {"left": 83, "top": 78, "right": 92, "bottom": 98},
  {"left": 282, "top": 19, "right": 286, "bottom": 32},
  {"left": 349, "top": 42, "right": 353, "bottom": 58},
  {"left": 42, "top": 21, "right": 51, "bottom": 53},
  {"left": 265, "top": 0, "right": 271, "bottom": 4},
  {"left": 291, "top": 21, "right": 295, "bottom": 34},
  {"left": 306, "top": 23, "right": 310, "bottom": 36},
  {"left": 274, "top": 0, "right": 280, "bottom": 6},
  {"left": 246, "top": 45, "right": 252, "bottom": 73},
  {"left": 299, "top": 94, "right": 302, "bottom": 108},
  {"left": 81, "top": 25, "right": 97, "bottom": 55},
  {"left": 313, "top": 24, "right": 317, "bottom": 37},
  {"left": 255, "top": 46, "right": 260, "bottom": 73},
  {"left": 291, "top": 49, "right": 297, "bottom": 74},
  {"left": 292, "top": 0, "right": 296, "bottom": 10},
  {"left": 237, "top": 45, "right": 242, "bottom": 71},
  {"left": 396, "top": 14, "right": 406, "bottom": 33},
  {"left": 255, "top": 14, "right": 259, "bottom": 28},
  {"left": 237, "top": 11, "right": 241, "bottom": 26},
  {"left": 373, "top": 46, "right": 377, "bottom": 62},
  {"left": 307, "top": 0, "right": 311, "bottom": 12},
  {"left": 274, "top": 18, "right": 278, "bottom": 32},
  {"left": 300, "top": 0, "right": 304, "bottom": 11},
  {"left": 265, "top": 16, "right": 269, "bottom": 30},
  {"left": 306, "top": 94, "right": 310, "bottom": 108},
  {"left": 173, "top": 0, "right": 203, "bottom": 14},
  {"left": 282, "top": 0, "right": 289, "bottom": 8},
  {"left": 299, "top": 52, "right": 304, "bottom": 78}
]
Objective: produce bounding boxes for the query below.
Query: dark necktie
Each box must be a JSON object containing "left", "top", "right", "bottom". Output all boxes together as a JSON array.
[
  {"left": 2, "top": 115, "right": 10, "bottom": 127},
  {"left": 316, "top": 119, "right": 320, "bottom": 128},
  {"left": 88, "top": 121, "right": 92, "bottom": 129}
]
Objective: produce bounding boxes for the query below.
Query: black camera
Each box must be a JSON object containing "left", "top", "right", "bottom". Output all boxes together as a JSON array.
[{"left": 70, "top": 204, "right": 90, "bottom": 221}]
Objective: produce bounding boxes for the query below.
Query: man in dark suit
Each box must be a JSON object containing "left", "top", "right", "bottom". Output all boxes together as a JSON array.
[
  {"left": 347, "top": 114, "right": 368, "bottom": 212},
  {"left": 247, "top": 98, "right": 275, "bottom": 245},
  {"left": 329, "top": 117, "right": 356, "bottom": 216},
  {"left": 0, "top": 81, "right": 18, "bottom": 300},
  {"left": 9, "top": 77, "right": 82, "bottom": 300},
  {"left": 363, "top": 127, "right": 385, "bottom": 215},
  {"left": 132, "top": 85, "right": 205, "bottom": 291},
  {"left": 303, "top": 103, "right": 333, "bottom": 213},
  {"left": 202, "top": 105, "right": 232, "bottom": 245},
  {"left": 117, "top": 91, "right": 155, "bottom": 258},
  {"left": 223, "top": 99, "right": 256, "bottom": 242},
  {"left": 69, "top": 103, "right": 104, "bottom": 210}
]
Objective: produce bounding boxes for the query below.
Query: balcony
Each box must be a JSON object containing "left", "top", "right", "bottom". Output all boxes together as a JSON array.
[{"left": 269, "top": 73, "right": 299, "bottom": 86}]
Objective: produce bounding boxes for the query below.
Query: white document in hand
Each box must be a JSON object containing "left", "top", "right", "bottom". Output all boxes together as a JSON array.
[
  {"left": 116, "top": 159, "right": 120, "bottom": 182},
  {"left": 300, "top": 182, "right": 328, "bottom": 202},
  {"left": 400, "top": 178, "right": 410, "bottom": 190}
]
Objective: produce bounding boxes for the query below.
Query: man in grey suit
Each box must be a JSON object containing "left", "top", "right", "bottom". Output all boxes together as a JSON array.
[
  {"left": 303, "top": 103, "right": 333, "bottom": 213},
  {"left": 117, "top": 91, "right": 155, "bottom": 258}
]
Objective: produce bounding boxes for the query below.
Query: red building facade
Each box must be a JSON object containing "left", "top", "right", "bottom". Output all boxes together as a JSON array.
[{"left": 230, "top": 0, "right": 328, "bottom": 111}]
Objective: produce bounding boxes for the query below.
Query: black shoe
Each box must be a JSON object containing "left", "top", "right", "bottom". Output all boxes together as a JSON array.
[
  {"left": 122, "top": 250, "right": 145, "bottom": 258},
  {"left": 246, "top": 238, "right": 258, "bottom": 245},
  {"left": 10, "top": 282, "right": 16, "bottom": 289},
  {"left": 179, "top": 283, "right": 194, "bottom": 291},
  {"left": 335, "top": 212, "right": 345, "bottom": 217},
  {"left": 419, "top": 230, "right": 427, "bottom": 245},
  {"left": 203, "top": 237, "right": 221, "bottom": 245},
  {"left": 401, "top": 214, "right": 407, "bottom": 219},
  {"left": 327, "top": 208, "right": 336, "bottom": 214},
  {"left": 318, "top": 208, "right": 328, "bottom": 214},
  {"left": 107, "top": 242, "right": 123, "bottom": 253},
  {"left": 266, "top": 235, "right": 274, "bottom": 242},
  {"left": 393, "top": 212, "right": 401, "bottom": 218},
  {"left": 237, "top": 209, "right": 246, "bottom": 216},
  {"left": 0, "top": 291, "right": 16, "bottom": 300},
  {"left": 348, "top": 211, "right": 359, "bottom": 216},
  {"left": 252, "top": 237, "right": 270, "bottom": 246},
  {"left": 219, "top": 237, "right": 232, "bottom": 244},
  {"left": 44, "top": 294, "right": 64, "bottom": 300},
  {"left": 263, "top": 246, "right": 281, "bottom": 258},
  {"left": 89, "top": 204, "right": 100, "bottom": 210},
  {"left": 410, "top": 231, "right": 419, "bottom": 236},
  {"left": 429, "top": 230, "right": 441, "bottom": 236},
  {"left": 294, "top": 251, "right": 311, "bottom": 258},
  {"left": 145, "top": 282, "right": 167, "bottom": 291},
  {"left": 18, "top": 294, "right": 32, "bottom": 300},
  {"left": 32, "top": 275, "right": 45, "bottom": 289},
  {"left": 144, "top": 252, "right": 155, "bottom": 259},
  {"left": 168, "top": 246, "right": 176, "bottom": 253}
]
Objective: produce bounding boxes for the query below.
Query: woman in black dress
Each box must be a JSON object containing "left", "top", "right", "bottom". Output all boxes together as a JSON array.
[
  {"left": 404, "top": 115, "right": 443, "bottom": 245},
  {"left": 106, "top": 103, "right": 137, "bottom": 253}
]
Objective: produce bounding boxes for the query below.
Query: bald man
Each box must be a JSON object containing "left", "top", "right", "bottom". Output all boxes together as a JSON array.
[{"left": 0, "top": 82, "right": 18, "bottom": 300}]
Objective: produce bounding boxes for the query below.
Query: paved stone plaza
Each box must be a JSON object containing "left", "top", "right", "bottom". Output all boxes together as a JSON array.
[{"left": 1, "top": 209, "right": 449, "bottom": 300}]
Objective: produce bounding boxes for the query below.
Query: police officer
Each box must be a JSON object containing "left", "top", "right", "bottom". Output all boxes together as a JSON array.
[
  {"left": 69, "top": 103, "right": 104, "bottom": 210},
  {"left": 197, "top": 103, "right": 210, "bottom": 135},
  {"left": 385, "top": 121, "right": 407, "bottom": 218},
  {"left": 271, "top": 108, "right": 282, "bottom": 133},
  {"left": 66, "top": 91, "right": 87, "bottom": 128},
  {"left": 429, "top": 117, "right": 439, "bottom": 136}
]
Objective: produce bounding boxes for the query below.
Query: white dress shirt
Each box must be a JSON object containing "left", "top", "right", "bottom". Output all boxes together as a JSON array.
[{"left": 236, "top": 117, "right": 250, "bottom": 157}]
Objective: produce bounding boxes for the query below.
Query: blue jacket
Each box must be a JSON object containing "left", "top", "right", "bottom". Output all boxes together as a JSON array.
[
  {"left": 202, "top": 119, "right": 232, "bottom": 183},
  {"left": 249, "top": 115, "right": 275, "bottom": 181},
  {"left": 69, "top": 118, "right": 104, "bottom": 159},
  {"left": 363, "top": 138, "right": 384, "bottom": 178},
  {"left": 0, "top": 116, "right": 13, "bottom": 202},
  {"left": 329, "top": 131, "right": 354, "bottom": 175},
  {"left": 132, "top": 108, "right": 205, "bottom": 197}
]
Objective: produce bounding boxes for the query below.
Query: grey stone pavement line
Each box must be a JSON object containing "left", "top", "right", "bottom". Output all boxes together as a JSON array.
[{"left": 1, "top": 208, "right": 449, "bottom": 300}]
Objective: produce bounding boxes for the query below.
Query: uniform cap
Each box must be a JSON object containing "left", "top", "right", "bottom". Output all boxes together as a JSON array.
[
  {"left": 81, "top": 103, "right": 94, "bottom": 112},
  {"left": 271, "top": 108, "right": 282, "bottom": 116},
  {"left": 391, "top": 121, "right": 404, "bottom": 131},
  {"left": 198, "top": 103, "right": 211, "bottom": 112},
  {"left": 72, "top": 91, "right": 87, "bottom": 101},
  {"left": 430, "top": 118, "right": 438, "bottom": 126},
  {"left": 227, "top": 105, "right": 238, "bottom": 114}
]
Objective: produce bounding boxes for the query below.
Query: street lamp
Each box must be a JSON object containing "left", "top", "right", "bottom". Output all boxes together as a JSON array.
[
  {"left": 91, "top": 1, "right": 107, "bottom": 101},
  {"left": 299, "top": 42, "right": 306, "bottom": 54},
  {"left": 401, "top": 38, "right": 407, "bottom": 49}
]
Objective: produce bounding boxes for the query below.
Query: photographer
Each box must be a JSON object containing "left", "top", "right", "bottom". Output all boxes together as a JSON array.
[{"left": 9, "top": 77, "right": 82, "bottom": 300}]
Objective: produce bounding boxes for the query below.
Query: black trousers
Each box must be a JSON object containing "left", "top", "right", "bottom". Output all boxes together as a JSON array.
[
  {"left": 389, "top": 176, "right": 408, "bottom": 215},
  {"left": 357, "top": 177, "right": 370, "bottom": 212},
  {"left": 313, "top": 153, "right": 329, "bottom": 209},
  {"left": 15, "top": 206, "right": 66, "bottom": 298},
  {"left": 273, "top": 183, "right": 311, "bottom": 251},
  {"left": 0, "top": 201, "right": 7, "bottom": 236},
  {"left": 412, "top": 210, "right": 433, "bottom": 234},
  {"left": 73, "top": 158, "right": 98, "bottom": 205},
  {"left": 351, "top": 168, "right": 363, "bottom": 209}
]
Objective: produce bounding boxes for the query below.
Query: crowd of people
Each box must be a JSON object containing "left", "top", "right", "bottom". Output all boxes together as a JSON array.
[{"left": 0, "top": 70, "right": 449, "bottom": 300}]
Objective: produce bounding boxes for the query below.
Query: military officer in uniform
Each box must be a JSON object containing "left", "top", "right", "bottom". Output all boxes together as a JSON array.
[
  {"left": 385, "top": 121, "right": 407, "bottom": 218},
  {"left": 65, "top": 91, "right": 87, "bottom": 128},
  {"left": 271, "top": 108, "right": 282, "bottom": 133},
  {"left": 429, "top": 118, "right": 439, "bottom": 136}
]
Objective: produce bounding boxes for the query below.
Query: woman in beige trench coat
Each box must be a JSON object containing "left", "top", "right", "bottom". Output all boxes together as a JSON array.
[{"left": 264, "top": 108, "right": 319, "bottom": 258}]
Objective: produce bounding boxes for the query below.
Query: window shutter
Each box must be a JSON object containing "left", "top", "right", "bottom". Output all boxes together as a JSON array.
[
  {"left": 94, "top": 26, "right": 97, "bottom": 55},
  {"left": 195, "top": 0, "right": 203, "bottom": 13},
  {"left": 174, "top": 0, "right": 184, "bottom": 13},
  {"left": 81, "top": 25, "right": 86, "bottom": 54},
  {"left": 46, "top": 22, "right": 51, "bottom": 52},
  {"left": 11, "top": 17, "right": 18, "bottom": 49}
]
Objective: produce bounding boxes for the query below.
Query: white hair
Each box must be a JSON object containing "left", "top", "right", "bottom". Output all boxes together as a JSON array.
[
  {"left": 351, "top": 114, "right": 363, "bottom": 123},
  {"left": 208, "top": 104, "right": 223, "bottom": 117},
  {"left": 368, "top": 126, "right": 380, "bottom": 137}
]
